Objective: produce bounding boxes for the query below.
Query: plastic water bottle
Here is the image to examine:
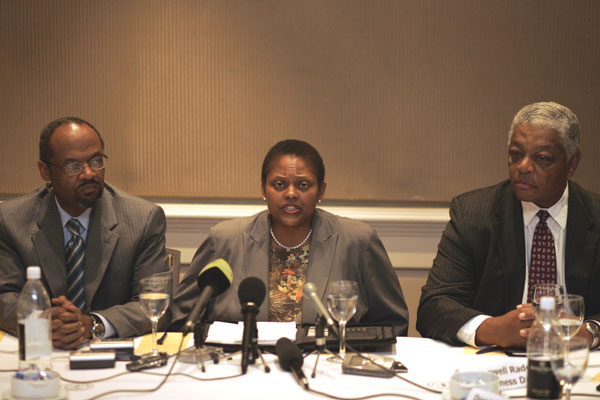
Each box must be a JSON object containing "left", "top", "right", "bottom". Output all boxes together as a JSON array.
[
  {"left": 17, "top": 266, "right": 52, "bottom": 372},
  {"left": 526, "top": 296, "right": 560, "bottom": 399}
]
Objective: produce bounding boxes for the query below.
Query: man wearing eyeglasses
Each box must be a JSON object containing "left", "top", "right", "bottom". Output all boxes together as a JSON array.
[{"left": 0, "top": 117, "right": 168, "bottom": 349}]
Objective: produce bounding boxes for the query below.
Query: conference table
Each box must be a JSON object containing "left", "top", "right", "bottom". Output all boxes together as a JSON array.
[{"left": 1, "top": 333, "right": 599, "bottom": 400}]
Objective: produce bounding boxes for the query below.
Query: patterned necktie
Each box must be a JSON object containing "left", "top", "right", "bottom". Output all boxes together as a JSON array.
[
  {"left": 65, "top": 218, "right": 86, "bottom": 311},
  {"left": 527, "top": 210, "right": 557, "bottom": 302}
]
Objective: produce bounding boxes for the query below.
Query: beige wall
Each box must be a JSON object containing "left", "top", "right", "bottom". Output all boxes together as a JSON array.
[
  {"left": 3, "top": 0, "right": 598, "bottom": 336},
  {"left": 2, "top": 1, "right": 600, "bottom": 203},
  {"left": 397, "top": 270, "right": 429, "bottom": 338}
]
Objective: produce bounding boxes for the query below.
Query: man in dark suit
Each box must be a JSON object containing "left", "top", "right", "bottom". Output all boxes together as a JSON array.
[
  {"left": 417, "top": 102, "right": 600, "bottom": 349},
  {"left": 0, "top": 117, "right": 168, "bottom": 349}
]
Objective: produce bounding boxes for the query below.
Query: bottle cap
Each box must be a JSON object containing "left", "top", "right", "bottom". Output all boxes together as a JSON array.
[
  {"left": 540, "top": 296, "right": 555, "bottom": 310},
  {"left": 26, "top": 266, "right": 41, "bottom": 280}
]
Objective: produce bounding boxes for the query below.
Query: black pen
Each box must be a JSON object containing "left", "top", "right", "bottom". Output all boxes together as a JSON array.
[
  {"left": 157, "top": 331, "right": 168, "bottom": 345},
  {"left": 475, "top": 346, "right": 502, "bottom": 355}
]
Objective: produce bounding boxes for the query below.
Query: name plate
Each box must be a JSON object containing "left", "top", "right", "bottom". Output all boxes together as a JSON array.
[{"left": 485, "top": 360, "right": 527, "bottom": 390}]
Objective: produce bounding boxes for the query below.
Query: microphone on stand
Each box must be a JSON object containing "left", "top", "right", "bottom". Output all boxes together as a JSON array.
[
  {"left": 276, "top": 337, "right": 309, "bottom": 390},
  {"left": 302, "top": 282, "right": 339, "bottom": 337},
  {"left": 315, "top": 316, "right": 326, "bottom": 352},
  {"left": 309, "top": 315, "right": 331, "bottom": 378},
  {"left": 238, "top": 277, "right": 266, "bottom": 374},
  {"left": 184, "top": 258, "right": 233, "bottom": 335}
]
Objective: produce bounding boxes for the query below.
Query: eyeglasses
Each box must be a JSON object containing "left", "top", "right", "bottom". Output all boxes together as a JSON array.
[{"left": 44, "top": 155, "right": 108, "bottom": 176}]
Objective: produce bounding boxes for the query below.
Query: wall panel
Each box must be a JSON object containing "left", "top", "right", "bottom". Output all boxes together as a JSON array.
[{"left": 1, "top": 1, "right": 599, "bottom": 202}]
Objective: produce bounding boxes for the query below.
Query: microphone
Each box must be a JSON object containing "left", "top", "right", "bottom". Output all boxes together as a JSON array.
[
  {"left": 276, "top": 337, "right": 309, "bottom": 390},
  {"left": 184, "top": 258, "right": 233, "bottom": 334},
  {"left": 302, "top": 282, "right": 339, "bottom": 337},
  {"left": 238, "top": 277, "right": 266, "bottom": 374},
  {"left": 315, "top": 316, "right": 326, "bottom": 351}
]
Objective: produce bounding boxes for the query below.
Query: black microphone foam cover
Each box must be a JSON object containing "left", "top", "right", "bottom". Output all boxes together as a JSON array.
[
  {"left": 238, "top": 277, "right": 266, "bottom": 307},
  {"left": 275, "top": 337, "right": 303, "bottom": 371},
  {"left": 196, "top": 259, "right": 233, "bottom": 296}
]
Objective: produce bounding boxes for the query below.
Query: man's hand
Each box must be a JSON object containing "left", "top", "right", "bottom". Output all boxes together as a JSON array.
[
  {"left": 475, "top": 303, "right": 535, "bottom": 348},
  {"left": 51, "top": 296, "right": 92, "bottom": 349}
]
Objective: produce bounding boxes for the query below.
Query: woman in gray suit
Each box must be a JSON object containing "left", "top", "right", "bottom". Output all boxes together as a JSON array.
[{"left": 172, "top": 140, "right": 408, "bottom": 335}]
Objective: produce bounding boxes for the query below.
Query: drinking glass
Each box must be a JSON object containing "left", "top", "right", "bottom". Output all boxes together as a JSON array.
[
  {"left": 450, "top": 371, "right": 500, "bottom": 400},
  {"left": 550, "top": 336, "right": 589, "bottom": 400},
  {"left": 139, "top": 275, "right": 171, "bottom": 355},
  {"left": 151, "top": 270, "right": 174, "bottom": 302},
  {"left": 326, "top": 280, "right": 358, "bottom": 362},
  {"left": 554, "top": 294, "right": 585, "bottom": 341},
  {"left": 533, "top": 283, "right": 563, "bottom": 318}
]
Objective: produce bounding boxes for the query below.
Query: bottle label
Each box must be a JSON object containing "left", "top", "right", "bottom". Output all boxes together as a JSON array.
[
  {"left": 17, "top": 318, "right": 52, "bottom": 370},
  {"left": 527, "top": 359, "right": 560, "bottom": 399},
  {"left": 17, "top": 323, "right": 25, "bottom": 361}
]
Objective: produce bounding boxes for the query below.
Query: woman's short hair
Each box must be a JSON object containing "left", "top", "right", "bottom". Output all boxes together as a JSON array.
[{"left": 261, "top": 139, "right": 325, "bottom": 188}]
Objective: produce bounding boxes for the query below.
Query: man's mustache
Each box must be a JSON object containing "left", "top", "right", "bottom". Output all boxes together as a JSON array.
[{"left": 77, "top": 179, "right": 100, "bottom": 189}]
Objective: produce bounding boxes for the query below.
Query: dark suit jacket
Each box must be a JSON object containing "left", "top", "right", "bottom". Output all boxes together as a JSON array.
[
  {"left": 171, "top": 209, "right": 409, "bottom": 336},
  {"left": 0, "top": 183, "right": 168, "bottom": 337},
  {"left": 417, "top": 180, "right": 600, "bottom": 345}
]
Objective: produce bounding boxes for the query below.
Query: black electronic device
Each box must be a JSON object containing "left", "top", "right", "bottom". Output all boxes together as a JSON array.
[
  {"left": 125, "top": 353, "right": 168, "bottom": 372},
  {"left": 342, "top": 353, "right": 407, "bottom": 378},
  {"left": 70, "top": 351, "right": 116, "bottom": 369},
  {"left": 295, "top": 324, "right": 395, "bottom": 351},
  {"left": 90, "top": 338, "right": 134, "bottom": 361}
]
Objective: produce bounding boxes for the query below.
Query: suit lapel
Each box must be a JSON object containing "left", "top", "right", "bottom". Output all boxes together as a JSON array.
[
  {"left": 304, "top": 210, "right": 338, "bottom": 324},
  {"left": 33, "top": 190, "right": 68, "bottom": 298},
  {"left": 84, "top": 190, "right": 118, "bottom": 311},
  {"left": 494, "top": 184, "right": 526, "bottom": 309},
  {"left": 244, "top": 210, "right": 339, "bottom": 322},
  {"left": 565, "top": 182, "right": 597, "bottom": 293},
  {"left": 245, "top": 212, "right": 270, "bottom": 319}
]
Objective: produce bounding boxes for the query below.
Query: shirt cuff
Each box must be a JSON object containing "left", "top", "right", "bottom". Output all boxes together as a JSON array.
[
  {"left": 91, "top": 312, "right": 116, "bottom": 339},
  {"left": 456, "top": 314, "right": 491, "bottom": 347}
]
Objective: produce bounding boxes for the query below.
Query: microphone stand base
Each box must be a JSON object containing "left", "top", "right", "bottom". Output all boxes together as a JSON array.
[
  {"left": 178, "top": 346, "right": 227, "bottom": 372},
  {"left": 231, "top": 346, "right": 271, "bottom": 374},
  {"left": 309, "top": 348, "right": 337, "bottom": 378},
  {"left": 255, "top": 347, "right": 271, "bottom": 373}
]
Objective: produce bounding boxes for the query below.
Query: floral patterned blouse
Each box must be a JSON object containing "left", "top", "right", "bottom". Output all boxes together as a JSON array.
[{"left": 268, "top": 241, "right": 309, "bottom": 324}]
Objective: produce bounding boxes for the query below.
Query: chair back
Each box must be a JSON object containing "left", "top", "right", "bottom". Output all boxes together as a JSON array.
[{"left": 166, "top": 248, "right": 181, "bottom": 294}]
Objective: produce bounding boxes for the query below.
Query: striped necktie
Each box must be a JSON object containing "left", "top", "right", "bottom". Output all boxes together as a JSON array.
[
  {"left": 65, "top": 218, "right": 86, "bottom": 311},
  {"left": 527, "top": 210, "right": 557, "bottom": 303}
]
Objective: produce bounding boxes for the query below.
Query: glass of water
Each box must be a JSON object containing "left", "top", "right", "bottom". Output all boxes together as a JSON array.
[
  {"left": 139, "top": 275, "right": 170, "bottom": 355},
  {"left": 326, "top": 280, "right": 358, "bottom": 362},
  {"left": 554, "top": 294, "right": 585, "bottom": 341},
  {"left": 550, "top": 336, "right": 589, "bottom": 400}
]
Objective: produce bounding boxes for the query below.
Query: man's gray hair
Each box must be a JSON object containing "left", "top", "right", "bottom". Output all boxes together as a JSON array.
[{"left": 508, "top": 101, "right": 580, "bottom": 159}]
